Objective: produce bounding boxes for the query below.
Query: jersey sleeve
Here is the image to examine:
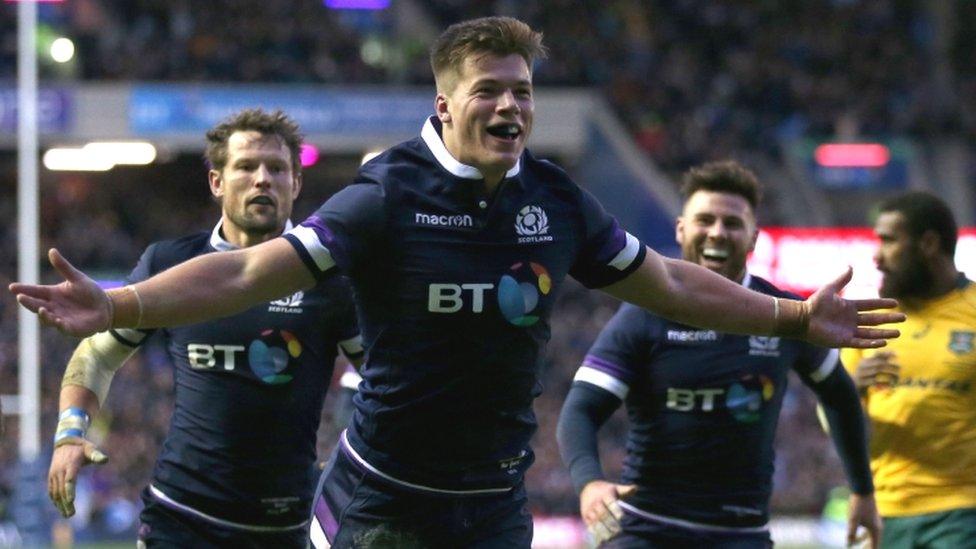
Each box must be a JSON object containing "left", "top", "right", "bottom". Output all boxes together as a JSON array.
[
  {"left": 569, "top": 188, "right": 647, "bottom": 289},
  {"left": 572, "top": 303, "right": 652, "bottom": 400},
  {"left": 793, "top": 341, "right": 841, "bottom": 385},
  {"left": 284, "top": 180, "right": 386, "bottom": 282}
]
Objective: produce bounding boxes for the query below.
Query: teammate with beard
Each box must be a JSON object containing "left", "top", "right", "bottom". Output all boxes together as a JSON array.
[
  {"left": 12, "top": 18, "right": 903, "bottom": 548},
  {"left": 557, "top": 161, "right": 880, "bottom": 548},
  {"left": 842, "top": 192, "right": 976, "bottom": 549},
  {"left": 46, "top": 109, "right": 363, "bottom": 548}
]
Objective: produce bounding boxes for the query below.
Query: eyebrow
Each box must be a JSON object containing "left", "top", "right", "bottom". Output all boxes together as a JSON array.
[{"left": 471, "top": 78, "right": 532, "bottom": 88}]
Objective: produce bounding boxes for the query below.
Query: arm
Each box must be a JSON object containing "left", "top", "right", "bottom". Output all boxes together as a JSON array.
[
  {"left": 808, "top": 366, "right": 882, "bottom": 549},
  {"left": 49, "top": 330, "right": 143, "bottom": 517},
  {"left": 603, "top": 249, "right": 904, "bottom": 348},
  {"left": 12, "top": 238, "right": 315, "bottom": 337},
  {"left": 557, "top": 383, "right": 635, "bottom": 543}
]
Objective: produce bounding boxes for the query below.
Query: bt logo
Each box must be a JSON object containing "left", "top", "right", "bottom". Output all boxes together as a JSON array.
[
  {"left": 665, "top": 374, "right": 775, "bottom": 423},
  {"left": 427, "top": 262, "right": 552, "bottom": 326},
  {"left": 186, "top": 329, "right": 303, "bottom": 385}
]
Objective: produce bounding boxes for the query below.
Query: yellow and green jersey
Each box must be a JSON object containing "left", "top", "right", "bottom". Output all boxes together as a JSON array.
[{"left": 842, "top": 277, "right": 976, "bottom": 517}]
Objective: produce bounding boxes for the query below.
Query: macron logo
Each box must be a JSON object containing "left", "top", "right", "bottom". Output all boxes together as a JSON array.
[
  {"left": 415, "top": 213, "right": 473, "bottom": 228},
  {"left": 667, "top": 329, "right": 719, "bottom": 343}
]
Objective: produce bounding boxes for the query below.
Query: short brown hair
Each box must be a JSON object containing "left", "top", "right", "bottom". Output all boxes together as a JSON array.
[
  {"left": 205, "top": 108, "right": 303, "bottom": 174},
  {"left": 680, "top": 160, "right": 762, "bottom": 210},
  {"left": 430, "top": 16, "right": 547, "bottom": 91}
]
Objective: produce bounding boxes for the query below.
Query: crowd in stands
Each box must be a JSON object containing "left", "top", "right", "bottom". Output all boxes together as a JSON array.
[{"left": 0, "top": 0, "right": 946, "bottom": 538}]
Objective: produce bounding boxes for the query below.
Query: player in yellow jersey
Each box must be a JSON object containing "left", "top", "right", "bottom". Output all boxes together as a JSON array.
[{"left": 842, "top": 191, "right": 976, "bottom": 549}]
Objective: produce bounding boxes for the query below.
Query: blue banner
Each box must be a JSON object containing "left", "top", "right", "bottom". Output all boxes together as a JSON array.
[
  {"left": 129, "top": 85, "right": 432, "bottom": 135},
  {"left": 0, "top": 87, "right": 72, "bottom": 132}
]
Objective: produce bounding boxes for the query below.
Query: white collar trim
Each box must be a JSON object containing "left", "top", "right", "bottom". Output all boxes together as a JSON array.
[
  {"left": 741, "top": 272, "right": 753, "bottom": 288},
  {"left": 420, "top": 116, "right": 521, "bottom": 180},
  {"left": 209, "top": 219, "right": 294, "bottom": 251}
]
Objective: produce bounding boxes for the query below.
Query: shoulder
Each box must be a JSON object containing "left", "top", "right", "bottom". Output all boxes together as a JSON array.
[
  {"left": 520, "top": 150, "right": 578, "bottom": 193},
  {"left": 143, "top": 232, "right": 211, "bottom": 272},
  {"left": 358, "top": 137, "right": 434, "bottom": 190}
]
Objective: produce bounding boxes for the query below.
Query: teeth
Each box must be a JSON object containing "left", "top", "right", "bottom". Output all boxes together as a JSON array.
[{"left": 702, "top": 248, "right": 729, "bottom": 259}]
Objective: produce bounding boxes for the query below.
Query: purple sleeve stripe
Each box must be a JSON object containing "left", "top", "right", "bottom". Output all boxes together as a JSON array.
[{"left": 583, "top": 354, "right": 632, "bottom": 380}]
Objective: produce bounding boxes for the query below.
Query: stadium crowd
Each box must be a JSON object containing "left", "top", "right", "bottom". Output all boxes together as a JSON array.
[{"left": 0, "top": 0, "right": 955, "bottom": 541}]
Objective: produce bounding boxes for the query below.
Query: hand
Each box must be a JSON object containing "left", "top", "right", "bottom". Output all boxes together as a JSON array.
[
  {"left": 804, "top": 268, "right": 905, "bottom": 349},
  {"left": 48, "top": 437, "right": 108, "bottom": 518},
  {"left": 852, "top": 352, "right": 900, "bottom": 392},
  {"left": 580, "top": 480, "right": 636, "bottom": 546},
  {"left": 9, "top": 249, "right": 112, "bottom": 337},
  {"left": 847, "top": 493, "right": 882, "bottom": 549}
]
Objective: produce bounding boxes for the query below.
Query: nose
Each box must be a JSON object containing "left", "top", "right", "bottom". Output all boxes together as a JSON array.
[
  {"left": 873, "top": 247, "right": 883, "bottom": 267},
  {"left": 497, "top": 89, "right": 520, "bottom": 114},
  {"left": 707, "top": 221, "right": 727, "bottom": 239},
  {"left": 253, "top": 163, "right": 272, "bottom": 188}
]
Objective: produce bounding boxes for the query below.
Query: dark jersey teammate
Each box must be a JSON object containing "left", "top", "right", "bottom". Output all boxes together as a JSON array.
[
  {"left": 46, "top": 110, "right": 362, "bottom": 548},
  {"left": 557, "top": 162, "right": 880, "bottom": 548},
  {"left": 16, "top": 18, "right": 902, "bottom": 549}
]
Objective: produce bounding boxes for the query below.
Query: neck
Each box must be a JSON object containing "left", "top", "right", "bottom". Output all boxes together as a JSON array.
[
  {"left": 220, "top": 218, "right": 281, "bottom": 249},
  {"left": 902, "top": 259, "right": 960, "bottom": 308}
]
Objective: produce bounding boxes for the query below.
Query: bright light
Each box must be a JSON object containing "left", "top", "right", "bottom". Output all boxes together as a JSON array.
[
  {"left": 43, "top": 148, "right": 114, "bottom": 172},
  {"left": 84, "top": 142, "right": 157, "bottom": 165},
  {"left": 814, "top": 143, "right": 890, "bottom": 168},
  {"left": 361, "top": 150, "right": 383, "bottom": 165},
  {"left": 300, "top": 144, "right": 319, "bottom": 167},
  {"left": 43, "top": 142, "right": 157, "bottom": 171},
  {"left": 50, "top": 37, "right": 74, "bottom": 63}
]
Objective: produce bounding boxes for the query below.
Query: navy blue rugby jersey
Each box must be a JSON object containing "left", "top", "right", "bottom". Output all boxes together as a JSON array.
[
  {"left": 575, "top": 274, "right": 839, "bottom": 528},
  {"left": 115, "top": 222, "right": 362, "bottom": 528},
  {"left": 284, "top": 116, "right": 646, "bottom": 492}
]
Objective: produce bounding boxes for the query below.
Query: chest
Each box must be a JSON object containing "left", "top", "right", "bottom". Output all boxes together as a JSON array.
[{"left": 885, "top": 315, "right": 976, "bottom": 382}]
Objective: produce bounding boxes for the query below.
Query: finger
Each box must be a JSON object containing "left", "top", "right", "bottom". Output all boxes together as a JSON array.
[
  {"left": 854, "top": 328, "right": 901, "bottom": 340},
  {"left": 49, "top": 248, "right": 85, "bottom": 283},
  {"left": 15, "top": 293, "right": 47, "bottom": 314},
  {"left": 847, "top": 339, "right": 888, "bottom": 349},
  {"left": 826, "top": 266, "right": 854, "bottom": 293},
  {"left": 856, "top": 312, "right": 906, "bottom": 325},
  {"left": 590, "top": 521, "right": 613, "bottom": 545},
  {"left": 616, "top": 484, "right": 637, "bottom": 499},
  {"left": 853, "top": 298, "right": 899, "bottom": 311},
  {"left": 607, "top": 499, "right": 625, "bottom": 521},
  {"left": 38, "top": 308, "right": 67, "bottom": 332},
  {"left": 846, "top": 519, "right": 857, "bottom": 547},
  {"left": 84, "top": 445, "right": 108, "bottom": 465}
]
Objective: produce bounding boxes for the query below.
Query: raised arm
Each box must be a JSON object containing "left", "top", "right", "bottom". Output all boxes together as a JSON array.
[
  {"left": 603, "top": 248, "right": 904, "bottom": 348},
  {"left": 10, "top": 238, "right": 314, "bottom": 337}
]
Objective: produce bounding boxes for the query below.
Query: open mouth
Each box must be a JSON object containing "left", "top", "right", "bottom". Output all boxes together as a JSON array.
[
  {"left": 701, "top": 247, "right": 730, "bottom": 263},
  {"left": 486, "top": 123, "right": 522, "bottom": 141},
  {"left": 248, "top": 196, "right": 275, "bottom": 207}
]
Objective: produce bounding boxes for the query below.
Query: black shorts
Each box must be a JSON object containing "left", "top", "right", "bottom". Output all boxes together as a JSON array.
[
  {"left": 137, "top": 487, "right": 308, "bottom": 549},
  {"left": 309, "top": 444, "right": 533, "bottom": 548}
]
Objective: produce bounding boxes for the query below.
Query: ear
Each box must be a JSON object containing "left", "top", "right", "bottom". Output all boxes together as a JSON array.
[
  {"left": 675, "top": 216, "right": 685, "bottom": 245},
  {"left": 748, "top": 225, "right": 760, "bottom": 254},
  {"left": 435, "top": 93, "right": 451, "bottom": 124},
  {"left": 918, "top": 229, "right": 941, "bottom": 258},
  {"left": 292, "top": 172, "right": 303, "bottom": 199},
  {"left": 208, "top": 169, "right": 223, "bottom": 198}
]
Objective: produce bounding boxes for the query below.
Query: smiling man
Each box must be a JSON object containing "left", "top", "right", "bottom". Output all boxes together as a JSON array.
[
  {"left": 45, "top": 109, "right": 363, "bottom": 548},
  {"left": 12, "top": 19, "right": 903, "bottom": 549},
  {"left": 558, "top": 161, "right": 881, "bottom": 548}
]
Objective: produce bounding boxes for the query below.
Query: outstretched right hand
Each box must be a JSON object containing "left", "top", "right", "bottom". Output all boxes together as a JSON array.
[
  {"left": 48, "top": 438, "right": 108, "bottom": 518},
  {"left": 8, "top": 248, "right": 111, "bottom": 338}
]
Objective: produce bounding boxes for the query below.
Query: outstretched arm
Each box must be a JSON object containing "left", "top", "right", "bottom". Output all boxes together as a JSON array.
[
  {"left": 604, "top": 248, "right": 904, "bottom": 348},
  {"left": 10, "top": 239, "right": 314, "bottom": 337}
]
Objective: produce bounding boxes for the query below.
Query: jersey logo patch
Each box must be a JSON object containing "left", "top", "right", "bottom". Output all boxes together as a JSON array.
[
  {"left": 666, "top": 329, "right": 718, "bottom": 343},
  {"left": 269, "top": 291, "right": 304, "bottom": 314},
  {"left": 948, "top": 331, "right": 974, "bottom": 355},
  {"left": 516, "top": 205, "right": 553, "bottom": 244},
  {"left": 748, "top": 336, "right": 781, "bottom": 357},
  {"left": 415, "top": 212, "right": 474, "bottom": 228}
]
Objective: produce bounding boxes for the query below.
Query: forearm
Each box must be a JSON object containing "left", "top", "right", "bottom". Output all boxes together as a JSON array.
[
  {"left": 59, "top": 384, "right": 99, "bottom": 418},
  {"left": 112, "top": 238, "right": 314, "bottom": 329},
  {"left": 815, "top": 369, "right": 874, "bottom": 495},
  {"left": 557, "top": 383, "right": 621, "bottom": 494},
  {"left": 605, "top": 250, "right": 805, "bottom": 337}
]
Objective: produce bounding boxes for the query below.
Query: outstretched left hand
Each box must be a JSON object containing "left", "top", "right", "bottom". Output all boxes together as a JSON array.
[{"left": 803, "top": 267, "right": 904, "bottom": 348}]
